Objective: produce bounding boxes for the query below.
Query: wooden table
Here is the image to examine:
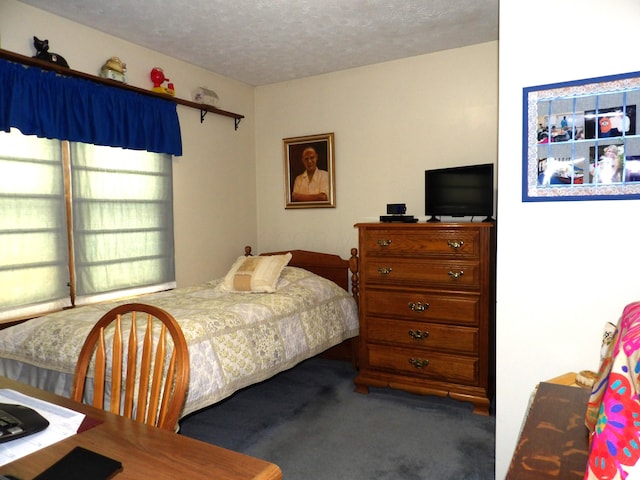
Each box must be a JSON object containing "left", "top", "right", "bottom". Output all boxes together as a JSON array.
[
  {"left": 0, "top": 377, "right": 282, "bottom": 480},
  {"left": 507, "top": 381, "right": 591, "bottom": 479}
]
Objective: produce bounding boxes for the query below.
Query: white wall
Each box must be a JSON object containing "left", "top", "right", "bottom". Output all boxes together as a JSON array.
[
  {"left": 0, "top": 0, "right": 257, "bottom": 287},
  {"left": 254, "top": 43, "right": 498, "bottom": 255},
  {"left": 496, "top": 0, "right": 640, "bottom": 477}
]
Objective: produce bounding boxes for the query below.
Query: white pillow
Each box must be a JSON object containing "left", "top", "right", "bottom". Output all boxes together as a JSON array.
[{"left": 218, "top": 253, "right": 292, "bottom": 293}]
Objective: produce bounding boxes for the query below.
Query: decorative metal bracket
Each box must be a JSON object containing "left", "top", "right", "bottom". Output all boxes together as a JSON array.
[{"left": 200, "top": 108, "right": 243, "bottom": 130}]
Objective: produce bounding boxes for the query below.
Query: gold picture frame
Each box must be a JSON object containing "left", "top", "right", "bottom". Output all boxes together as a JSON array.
[{"left": 283, "top": 132, "right": 335, "bottom": 209}]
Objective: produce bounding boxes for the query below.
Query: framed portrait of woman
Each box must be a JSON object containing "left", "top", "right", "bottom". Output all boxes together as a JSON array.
[{"left": 283, "top": 132, "right": 335, "bottom": 209}]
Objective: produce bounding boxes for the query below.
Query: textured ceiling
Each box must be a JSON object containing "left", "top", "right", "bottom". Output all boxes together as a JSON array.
[{"left": 18, "top": 0, "right": 499, "bottom": 86}]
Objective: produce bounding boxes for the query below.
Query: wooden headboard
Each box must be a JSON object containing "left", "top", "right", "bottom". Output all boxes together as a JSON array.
[{"left": 244, "top": 246, "right": 359, "bottom": 302}]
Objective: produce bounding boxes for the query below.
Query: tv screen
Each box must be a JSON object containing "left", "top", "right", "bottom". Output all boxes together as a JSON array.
[{"left": 425, "top": 163, "right": 494, "bottom": 221}]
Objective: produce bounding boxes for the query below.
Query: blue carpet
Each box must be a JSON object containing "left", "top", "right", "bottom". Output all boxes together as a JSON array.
[{"left": 179, "top": 358, "right": 495, "bottom": 479}]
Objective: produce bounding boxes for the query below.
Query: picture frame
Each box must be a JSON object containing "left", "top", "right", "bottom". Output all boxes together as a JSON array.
[
  {"left": 522, "top": 70, "right": 640, "bottom": 202},
  {"left": 283, "top": 132, "right": 335, "bottom": 209}
]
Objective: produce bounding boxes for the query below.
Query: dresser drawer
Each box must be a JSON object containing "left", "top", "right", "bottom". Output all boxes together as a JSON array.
[
  {"left": 361, "top": 229, "right": 480, "bottom": 259},
  {"left": 367, "top": 318, "right": 479, "bottom": 354},
  {"left": 363, "top": 258, "right": 481, "bottom": 290},
  {"left": 363, "top": 289, "right": 479, "bottom": 325},
  {"left": 367, "top": 344, "right": 479, "bottom": 385}
]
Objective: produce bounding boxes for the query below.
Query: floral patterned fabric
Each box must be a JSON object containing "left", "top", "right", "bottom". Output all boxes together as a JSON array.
[
  {"left": 585, "top": 302, "right": 640, "bottom": 479},
  {"left": 0, "top": 267, "right": 359, "bottom": 418}
]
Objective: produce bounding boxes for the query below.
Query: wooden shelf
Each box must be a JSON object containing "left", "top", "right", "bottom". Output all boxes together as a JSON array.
[{"left": 0, "top": 48, "right": 245, "bottom": 130}]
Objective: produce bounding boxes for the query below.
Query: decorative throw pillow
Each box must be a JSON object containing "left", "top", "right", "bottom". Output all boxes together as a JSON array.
[{"left": 218, "top": 253, "right": 292, "bottom": 293}]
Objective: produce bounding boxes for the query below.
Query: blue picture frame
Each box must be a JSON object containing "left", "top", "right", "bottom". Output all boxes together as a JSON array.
[{"left": 522, "top": 70, "right": 640, "bottom": 202}]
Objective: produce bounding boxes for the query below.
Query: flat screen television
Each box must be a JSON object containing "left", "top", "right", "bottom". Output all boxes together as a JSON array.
[{"left": 425, "top": 163, "right": 494, "bottom": 222}]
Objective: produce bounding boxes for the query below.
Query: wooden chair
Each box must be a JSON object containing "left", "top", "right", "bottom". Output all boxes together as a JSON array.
[{"left": 71, "top": 303, "right": 189, "bottom": 431}]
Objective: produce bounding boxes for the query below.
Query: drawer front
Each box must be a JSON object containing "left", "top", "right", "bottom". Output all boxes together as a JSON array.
[
  {"left": 363, "top": 289, "right": 479, "bottom": 325},
  {"left": 367, "top": 317, "right": 479, "bottom": 354},
  {"left": 363, "top": 259, "right": 480, "bottom": 290},
  {"left": 362, "top": 229, "right": 480, "bottom": 259},
  {"left": 367, "top": 344, "right": 479, "bottom": 385}
]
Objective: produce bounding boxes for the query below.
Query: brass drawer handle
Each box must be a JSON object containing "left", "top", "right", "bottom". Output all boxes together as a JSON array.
[
  {"left": 447, "top": 240, "right": 464, "bottom": 250},
  {"left": 377, "top": 239, "right": 392, "bottom": 247},
  {"left": 378, "top": 267, "right": 393, "bottom": 275},
  {"left": 408, "top": 302, "right": 429, "bottom": 312},
  {"left": 409, "top": 357, "right": 429, "bottom": 369},
  {"left": 408, "top": 329, "right": 429, "bottom": 341},
  {"left": 448, "top": 270, "right": 464, "bottom": 279}
]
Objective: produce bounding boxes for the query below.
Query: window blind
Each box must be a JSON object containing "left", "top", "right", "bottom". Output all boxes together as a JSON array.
[
  {"left": 0, "top": 129, "right": 176, "bottom": 322},
  {"left": 0, "top": 131, "right": 71, "bottom": 321},
  {"left": 71, "top": 143, "right": 176, "bottom": 305}
]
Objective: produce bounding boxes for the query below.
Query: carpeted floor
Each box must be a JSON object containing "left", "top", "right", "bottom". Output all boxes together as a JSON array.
[{"left": 179, "top": 357, "right": 495, "bottom": 479}]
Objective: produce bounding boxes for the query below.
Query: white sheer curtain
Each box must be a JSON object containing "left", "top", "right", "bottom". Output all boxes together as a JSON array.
[{"left": 0, "top": 129, "right": 71, "bottom": 321}]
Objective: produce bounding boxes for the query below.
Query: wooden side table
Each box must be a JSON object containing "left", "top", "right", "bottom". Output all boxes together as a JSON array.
[{"left": 506, "top": 378, "right": 591, "bottom": 479}]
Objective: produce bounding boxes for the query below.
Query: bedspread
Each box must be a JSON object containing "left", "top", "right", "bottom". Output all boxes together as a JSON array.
[{"left": 0, "top": 267, "right": 359, "bottom": 418}]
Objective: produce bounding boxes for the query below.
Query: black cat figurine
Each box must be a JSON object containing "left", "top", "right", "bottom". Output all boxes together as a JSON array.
[{"left": 32, "top": 36, "right": 69, "bottom": 68}]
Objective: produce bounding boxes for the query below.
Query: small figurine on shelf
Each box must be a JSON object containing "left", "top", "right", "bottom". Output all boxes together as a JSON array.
[
  {"left": 150, "top": 67, "right": 175, "bottom": 96},
  {"left": 99, "top": 57, "right": 127, "bottom": 83},
  {"left": 193, "top": 87, "right": 219, "bottom": 107},
  {"left": 32, "top": 36, "right": 69, "bottom": 68}
]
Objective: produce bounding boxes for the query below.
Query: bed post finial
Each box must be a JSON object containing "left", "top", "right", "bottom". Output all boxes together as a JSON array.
[
  {"left": 244, "top": 246, "right": 252, "bottom": 256},
  {"left": 349, "top": 248, "right": 359, "bottom": 302}
]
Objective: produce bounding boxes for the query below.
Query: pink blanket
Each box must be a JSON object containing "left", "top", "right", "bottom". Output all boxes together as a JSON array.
[{"left": 585, "top": 302, "right": 640, "bottom": 479}]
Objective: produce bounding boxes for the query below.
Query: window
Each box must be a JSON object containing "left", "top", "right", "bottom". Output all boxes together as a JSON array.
[{"left": 0, "top": 129, "right": 175, "bottom": 322}]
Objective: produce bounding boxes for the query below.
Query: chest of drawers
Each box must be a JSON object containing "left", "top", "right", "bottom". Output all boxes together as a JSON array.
[{"left": 354, "top": 222, "right": 495, "bottom": 415}]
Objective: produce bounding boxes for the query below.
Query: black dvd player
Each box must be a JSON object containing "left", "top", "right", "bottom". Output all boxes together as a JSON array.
[{"left": 379, "top": 215, "right": 418, "bottom": 223}]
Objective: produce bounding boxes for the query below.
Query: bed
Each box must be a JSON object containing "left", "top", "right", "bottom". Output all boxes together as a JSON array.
[{"left": 0, "top": 247, "right": 360, "bottom": 419}]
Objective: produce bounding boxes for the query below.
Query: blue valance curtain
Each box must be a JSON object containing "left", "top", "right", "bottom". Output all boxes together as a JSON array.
[{"left": 0, "top": 58, "right": 182, "bottom": 156}]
